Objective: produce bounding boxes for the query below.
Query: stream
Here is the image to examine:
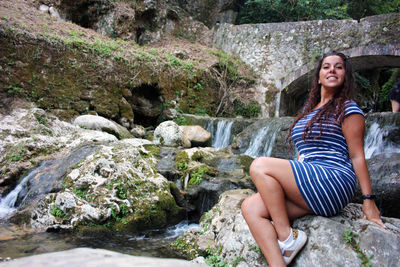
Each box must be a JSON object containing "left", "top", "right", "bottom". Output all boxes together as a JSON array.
[{"left": 0, "top": 221, "right": 198, "bottom": 260}]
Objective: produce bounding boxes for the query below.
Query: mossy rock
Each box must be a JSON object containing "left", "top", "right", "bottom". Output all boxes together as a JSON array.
[
  {"left": 174, "top": 151, "right": 189, "bottom": 171},
  {"left": 238, "top": 154, "right": 254, "bottom": 175}
]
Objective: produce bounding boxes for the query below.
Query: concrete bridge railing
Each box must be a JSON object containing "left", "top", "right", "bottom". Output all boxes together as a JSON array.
[{"left": 212, "top": 13, "right": 400, "bottom": 117}]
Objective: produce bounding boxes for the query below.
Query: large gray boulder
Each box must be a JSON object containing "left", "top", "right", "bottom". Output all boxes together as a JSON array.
[
  {"left": 0, "top": 248, "right": 206, "bottom": 267},
  {"left": 173, "top": 189, "right": 400, "bottom": 267}
]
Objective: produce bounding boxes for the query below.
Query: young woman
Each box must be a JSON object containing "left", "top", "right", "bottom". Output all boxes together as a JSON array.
[{"left": 241, "top": 51, "right": 385, "bottom": 266}]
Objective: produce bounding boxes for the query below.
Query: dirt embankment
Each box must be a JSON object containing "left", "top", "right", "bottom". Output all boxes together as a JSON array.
[{"left": 0, "top": 0, "right": 257, "bottom": 126}]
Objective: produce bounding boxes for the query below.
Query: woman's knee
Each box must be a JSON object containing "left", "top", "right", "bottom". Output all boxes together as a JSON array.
[
  {"left": 241, "top": 197, "right": 252, "bottom": 218},
  {"left": 250, "top": 157, "right": 271, "bottom": 177},
  {"left": 241, "top": 194, "right": 269, "bottom": 219}
]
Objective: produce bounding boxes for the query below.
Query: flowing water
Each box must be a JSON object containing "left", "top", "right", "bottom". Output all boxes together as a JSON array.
[
  {"left": 244, "top": 124, "right": 280, "bottom": 158},
  {"left": 206, "top": 119, "right": 234, "bottom": 149},
  {"left": 0, "top": 145, "right": 99, "bottom": 219},
  {"left": 0, "top": 221, "right": 199, "bottom": 260},
  {"left": 364, "top": 122, "right": 400, "bottom": 159}
]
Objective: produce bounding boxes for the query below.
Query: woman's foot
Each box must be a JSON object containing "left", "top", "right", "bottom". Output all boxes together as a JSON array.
[{"left": 278, "top": 228, "right": 307, "bottom": 265}]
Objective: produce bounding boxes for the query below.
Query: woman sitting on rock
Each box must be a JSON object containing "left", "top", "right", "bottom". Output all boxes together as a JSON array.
[{"left": 241, "top": 51, "right": 385, "bottom": 266}]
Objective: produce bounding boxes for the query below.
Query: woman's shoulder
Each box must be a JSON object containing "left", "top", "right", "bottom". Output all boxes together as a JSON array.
[{"left": 344, "top": 100, "right": 364, "bottom": 116}]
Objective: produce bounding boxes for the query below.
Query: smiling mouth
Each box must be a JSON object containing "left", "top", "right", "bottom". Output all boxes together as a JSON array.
[{"left": 327, "top": 77, "right": 338, "bottom": 80}]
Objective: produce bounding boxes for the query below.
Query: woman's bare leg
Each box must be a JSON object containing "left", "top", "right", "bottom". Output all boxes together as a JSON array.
[
  {"left": 391, "top": 99, "right": 400, "bottom": 112},
  {"left": 242, "top": 156, "right": 311, "bottom": 266},
  {"left": 242, "top": 193, "right": 310, "bottom": 266}
]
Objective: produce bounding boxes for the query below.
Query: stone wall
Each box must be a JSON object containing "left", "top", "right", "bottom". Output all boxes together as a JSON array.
[{"left": 212, "top": 13, "right": 400, "bottom": 117}]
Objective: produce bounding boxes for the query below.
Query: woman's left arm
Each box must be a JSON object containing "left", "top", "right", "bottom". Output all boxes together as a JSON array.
[{"left": 342, "top": 114, "right": 385, "bottom": 228}]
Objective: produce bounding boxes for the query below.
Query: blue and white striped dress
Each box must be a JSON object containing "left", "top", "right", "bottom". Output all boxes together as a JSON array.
[{"left": 290, "top": 101, "right": 364, "bottom": 217}]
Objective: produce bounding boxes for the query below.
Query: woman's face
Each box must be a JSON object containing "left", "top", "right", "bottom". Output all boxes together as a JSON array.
[{"left": 318, "top": 55, "right": 345, "bottom": 92}]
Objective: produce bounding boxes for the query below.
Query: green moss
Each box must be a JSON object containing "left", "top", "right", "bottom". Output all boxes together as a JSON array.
[
  {"left": 191, "top": 151, "right": 204, "bottom": 162},
  {"left": 142, "top": 144, "right": 160, "bottom": 158},
  {"left": 265, "top": 89, "right": 278, "bottom": 104},
  {"left": 170, "top": 235, "right": 204, "bottom": 260},
  {"left": 174, "top": 151, "right": 189, "bottom": 171}
]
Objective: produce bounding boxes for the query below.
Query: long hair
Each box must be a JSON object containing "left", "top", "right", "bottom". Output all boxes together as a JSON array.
[{"left": 288, "top": 51, "right": 356, "bottom": 143}]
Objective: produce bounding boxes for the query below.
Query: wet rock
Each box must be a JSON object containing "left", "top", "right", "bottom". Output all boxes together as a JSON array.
[
  {"left": 162, "top": 108, "right": 178, "bottom": 120},
  {"left": 49, "top": 7, "right": 61, "bottom": 19},
  {"left": 156, "top": 147, "right": 180, "bottom": 180}
]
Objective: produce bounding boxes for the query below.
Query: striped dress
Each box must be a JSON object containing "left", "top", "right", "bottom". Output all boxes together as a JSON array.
[{"left": 290, "top": 101, "right": 364, "bottom": 216}]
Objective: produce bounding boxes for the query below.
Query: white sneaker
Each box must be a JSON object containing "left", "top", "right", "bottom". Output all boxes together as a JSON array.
[{"left": 281, "top": 229, "right": 307, "bottom": 265}]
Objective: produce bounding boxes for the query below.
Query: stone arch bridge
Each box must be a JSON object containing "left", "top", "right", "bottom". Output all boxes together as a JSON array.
[{"left": 212, "top": 13, "right": 400, "bottom": 117}]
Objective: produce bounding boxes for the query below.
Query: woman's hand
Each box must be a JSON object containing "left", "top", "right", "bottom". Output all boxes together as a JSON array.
[{"left": 362, "top": 199, "right": 386, "bottom": 228}]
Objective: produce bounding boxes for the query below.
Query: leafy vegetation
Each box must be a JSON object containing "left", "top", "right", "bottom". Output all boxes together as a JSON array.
[
  {"left": 111, "top": 204, "right": 130, "bottom": 224},
  {"left": 50, "top": 205, "right": 68, "bottom": 219},
  {"left": 4, "top": 142, "right": 26, "bottom": 162},
  {"left": 34, "top": 113, "right": 48, "bottom": 126},
  {"left": 355, "top": 68, "right": 400, "bottom": 112},
  {"left": 238, "top": 0, "right": 400, "bottom": 24},
  {"left": 378, "top": 68, "right": 400, "bottom": 110},
  {"left": 234, "top": 99, "right": 260, "bottom": 118},
  {"left": 174, "top": 115, "right": 188, "bottom": 125},
  {"left": 188, "top": 166, "right": 216, "bottom": 186},
  {"left": 343, "top": 229, "right": 374, "bottom": 267}
]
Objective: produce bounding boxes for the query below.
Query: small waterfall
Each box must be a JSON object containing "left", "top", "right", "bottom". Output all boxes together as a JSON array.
[
  {"left": 244, "top": 122, "right": 281, "bottom": 158},
  {"left": 0, "top": 145, "right": 98, "bottom": 219},
  {"left": 164, "top": 220, "right": 199, "bottom": 239},
  {"left": 207, "top": 119, "right": 234, "bottom": 149},
  {"left": 0, "top": 166, "right": 40, "bottom": 218},
  {"left": 364, "top": 122, "right": 400, "bottom": 159},
  {"left": 364, "top": 123, "right": 383, "bottom": 159},
  {"left": 244, "top": 125, "right": 271, "bottom": 157}
]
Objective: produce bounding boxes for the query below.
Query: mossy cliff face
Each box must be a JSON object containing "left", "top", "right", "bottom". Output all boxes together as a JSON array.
[
  {"left": 0, "top": 31, "right": 216, "bottom": 125},
  {"left": 0, "top": 0, "right": 255, "bottom": 126}
]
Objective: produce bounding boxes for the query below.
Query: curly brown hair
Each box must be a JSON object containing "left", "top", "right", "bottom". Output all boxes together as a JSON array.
[{"left": 288, "top": 51, "right": 356, "bottom": 143}]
